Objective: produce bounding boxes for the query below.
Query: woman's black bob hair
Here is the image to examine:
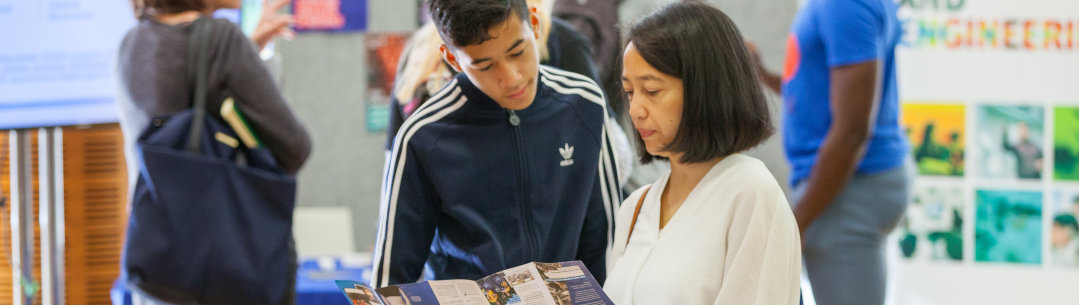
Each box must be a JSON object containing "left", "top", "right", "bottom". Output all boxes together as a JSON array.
[{"left": 624, "top": 0, "right": 774, "bottom": 164}]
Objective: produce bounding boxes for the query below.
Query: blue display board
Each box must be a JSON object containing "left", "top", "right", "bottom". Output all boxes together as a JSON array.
[
  {"left": 0, "top": 1, "right": 262, "bottom": 130},
  {"left": 0, "top": 0, "right": 135, "bottom": 129}
]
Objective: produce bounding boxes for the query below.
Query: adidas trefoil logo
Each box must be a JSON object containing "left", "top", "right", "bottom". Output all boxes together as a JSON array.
[{"left": 559, "top": 143, "right": 575, "bottom": 167}]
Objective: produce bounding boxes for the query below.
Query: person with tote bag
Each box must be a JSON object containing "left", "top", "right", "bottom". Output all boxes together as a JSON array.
[{"left": 116, "top": 1, "right": 311, "bottom": 304}]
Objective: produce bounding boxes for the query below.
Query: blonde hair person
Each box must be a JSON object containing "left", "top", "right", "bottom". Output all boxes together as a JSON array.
[
  {"left": 392, "top": 23, "right": 454, "bottom": 111},
  {"left": 529, "top": 0, "right": 556, "bottom": 61}
]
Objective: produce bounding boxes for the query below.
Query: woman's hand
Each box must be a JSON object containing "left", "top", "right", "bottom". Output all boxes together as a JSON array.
[{"left": 251, "top": 0, "right": 295, "bottom": 52}]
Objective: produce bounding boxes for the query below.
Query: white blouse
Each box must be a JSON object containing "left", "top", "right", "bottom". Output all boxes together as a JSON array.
[{"left": 603, "top": 154, "right": 801, "bottom": 305}]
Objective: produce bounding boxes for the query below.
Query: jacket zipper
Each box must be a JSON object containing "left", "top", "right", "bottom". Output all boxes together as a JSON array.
[{"left": 508, "top": 109, "right": 538, "bottom": 260}]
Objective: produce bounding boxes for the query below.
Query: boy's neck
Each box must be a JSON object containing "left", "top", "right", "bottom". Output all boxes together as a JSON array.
[
  {"left": 501, "top": 98, "right": 535, "bottom": 111},
  {"left": 460, "top": 73, "right": 542, "bottom": 111}
]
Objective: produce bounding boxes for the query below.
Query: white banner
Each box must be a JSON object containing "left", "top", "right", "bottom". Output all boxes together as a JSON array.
[{"left": 894, "top": 0, "right": 1079, "bottom": 304}]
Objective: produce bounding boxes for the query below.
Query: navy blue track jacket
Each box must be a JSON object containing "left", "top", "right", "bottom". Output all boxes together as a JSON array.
[{"left": 372, "top": 66, "right": 623, "bottom": 287}]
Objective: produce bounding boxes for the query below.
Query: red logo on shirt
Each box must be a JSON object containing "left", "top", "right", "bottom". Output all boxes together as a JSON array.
[{"left": 782, "top": 34, "right": 800, "bottom": 84}]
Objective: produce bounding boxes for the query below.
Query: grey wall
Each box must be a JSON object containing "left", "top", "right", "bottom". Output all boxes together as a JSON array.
[
  {"left": 277, "top": 0, "right": 419, "bottom": 252},
  {"left": 705, "top": 0, "right": 798, "bottom": 194},
  {"left": 278, "top": 0, "right": 797, "bottom": 252},
  {"left": 621, "top": 0, "right": 797, "bottom": 194}
]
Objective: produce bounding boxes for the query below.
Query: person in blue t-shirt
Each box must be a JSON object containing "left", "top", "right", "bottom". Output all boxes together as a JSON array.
[{"left": 750, "top": 0, "right": 912, "bottom": 304}]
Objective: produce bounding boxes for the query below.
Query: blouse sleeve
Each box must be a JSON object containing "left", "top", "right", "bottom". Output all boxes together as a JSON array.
[{"left": 712, "top": 188, "right": 802, "bottom": 305}]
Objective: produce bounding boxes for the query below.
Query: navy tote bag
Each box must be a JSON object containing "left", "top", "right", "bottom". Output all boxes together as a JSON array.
[{"left": 121, "top": 17, "right": 296, "bottom": 305}]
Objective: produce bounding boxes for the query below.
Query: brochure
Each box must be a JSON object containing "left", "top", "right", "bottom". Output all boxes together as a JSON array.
[{"left": 336, "top": 261, "right": 613, "bottom": 305}]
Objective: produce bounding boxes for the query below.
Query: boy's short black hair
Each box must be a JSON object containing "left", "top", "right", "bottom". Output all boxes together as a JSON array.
[
  {"left": 427, "top": 0, "right": 530, "bottom": 48},
  {"left": 624, "top": 0, "right": 774, "bottom": 164}
]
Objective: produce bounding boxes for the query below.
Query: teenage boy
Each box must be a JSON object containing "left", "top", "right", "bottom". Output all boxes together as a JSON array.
[{"left": 372, "top": 0, "right": 622, "bottom": 288}]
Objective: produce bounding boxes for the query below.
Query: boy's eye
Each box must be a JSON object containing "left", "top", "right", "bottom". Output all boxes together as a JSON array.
[{"left": 510, "top": 50, "right": 525, "bottom": 57}]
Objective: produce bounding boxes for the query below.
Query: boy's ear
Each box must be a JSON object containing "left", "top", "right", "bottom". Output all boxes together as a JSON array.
[
  {"left": 440, "top": 44, "right": 463, "bottom": 72},
  {"left": 529, "top": 7, "right": 540, "bottom": 40}
]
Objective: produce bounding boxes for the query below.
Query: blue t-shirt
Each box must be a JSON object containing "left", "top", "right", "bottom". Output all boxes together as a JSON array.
[{"left": 782, "top": 0, "right": 909, "bottom": 185}]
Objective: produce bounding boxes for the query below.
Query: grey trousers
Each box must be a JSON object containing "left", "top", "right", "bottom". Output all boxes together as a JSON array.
[{"left": 792, "top": 160, "right": 913, "bottom": 305}]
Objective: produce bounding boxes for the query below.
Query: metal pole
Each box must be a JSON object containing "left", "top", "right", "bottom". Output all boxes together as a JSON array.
[
  {"left": 38, "top": 127, "right": 63, "bottom": 305},
  {"left": 53, "top": 128, "right": 65, "bottom": 305},
  {"left": 10, "top": 129, "right": 35, "bottom": 305},
  {"left": 7, "top": 129, "right": 17, "bottom": 305},
  {"left": 37, "top": 128, "right": 51, "bottom": 305}
]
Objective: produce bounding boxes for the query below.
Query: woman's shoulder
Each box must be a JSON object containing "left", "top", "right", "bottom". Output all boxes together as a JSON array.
[
  {"left": 207, "top": 18, "right": 249, "bottom": 46},
  {"left": 704, "top": 154, "right": 789, "bottom": 208},
  {"left": 712, "top": 154, "right": 781, "bottom": 187},
  {"left": 120, "top": 18, "right": 177, "bottom": 52}
]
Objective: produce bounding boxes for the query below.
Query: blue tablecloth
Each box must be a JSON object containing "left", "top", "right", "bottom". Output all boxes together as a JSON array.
[
  {"left": 111, "top": 258, "right": 371, "bottom": 305},
  {"left": 295, "top": 259, "right": 370, "bottom": 305}
]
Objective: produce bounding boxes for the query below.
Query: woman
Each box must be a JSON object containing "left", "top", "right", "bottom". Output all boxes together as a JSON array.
[
  {"left": 118, "top": 0, "right": 310, "bottom": 304},
  {"left": 120, "top": 0, "right": 310, "bottom": 175},
  {"left": 603, "top": 2, "right": 801, "bottom": 304}
]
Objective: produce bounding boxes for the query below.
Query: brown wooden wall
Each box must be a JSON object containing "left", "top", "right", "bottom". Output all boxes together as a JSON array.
[
  {"left": 63, "top": 124, "right": 128, "bottom": 305},
  {"left": 1, "top": 131, "right": 14, "bottom": 303}
]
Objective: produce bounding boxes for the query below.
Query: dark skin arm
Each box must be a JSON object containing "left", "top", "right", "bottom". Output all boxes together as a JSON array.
[
  {"left": 747, "top": 40, "right": 883, "bottom": 237},
  {"left": 793, "top": 61, "right": 881, "bottom": 236},
  {"left": 746, "top": 41, "right": 782, "bottom": 94}
]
